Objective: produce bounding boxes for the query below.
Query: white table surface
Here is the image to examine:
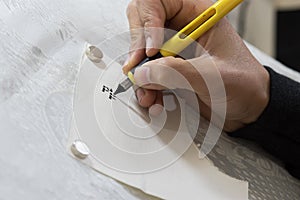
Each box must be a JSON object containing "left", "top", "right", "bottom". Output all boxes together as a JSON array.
[{"left": 1, "top": 0, "right": 300, "bottom": 199}]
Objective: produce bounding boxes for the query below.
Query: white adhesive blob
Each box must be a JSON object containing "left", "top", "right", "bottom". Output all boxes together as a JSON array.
[
  {"left": 86, "top": 46, "right": 103, "bottom": 63},
  {"left": 71, "top": 140, "right": 90, "bottom": 159}
]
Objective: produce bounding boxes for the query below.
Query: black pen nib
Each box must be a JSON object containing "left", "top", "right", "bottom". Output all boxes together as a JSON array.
[{"left": 114, "top": 78, "right": 133, "bottom": 95}]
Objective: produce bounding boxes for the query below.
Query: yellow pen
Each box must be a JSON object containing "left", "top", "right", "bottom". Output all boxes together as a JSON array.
[{"left": 114, "top": 0, "right": 243, "bottom": 95}]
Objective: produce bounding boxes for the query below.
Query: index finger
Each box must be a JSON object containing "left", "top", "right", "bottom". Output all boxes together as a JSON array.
[
  {"left": 123, "top": 0, "right": 166, "bottom": 74},
  {"left": 123, "top": 1, "right": 146, "bottom": 74}
]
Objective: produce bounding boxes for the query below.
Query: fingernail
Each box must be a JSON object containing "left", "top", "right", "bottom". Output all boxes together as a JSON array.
[
  {"left": 122, "top": 56, "right": 131, "bottom": 74},
  {"left": 136, "top": 88, "right": 145, "bottom": 103},
  {"left": 134, "top": 67, "right": 150, "bottom": 86},
  {"left": 146, "top": 36, "right": 153, "bottom": 55},
  {"left": 149, "top": 104, "right": 164, "bottom": 116}
]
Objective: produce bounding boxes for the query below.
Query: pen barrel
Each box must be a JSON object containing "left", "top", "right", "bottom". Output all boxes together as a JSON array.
[
  {"left": 160, "top": 0, "right": 243, "bottom": 57},
  {"left": 214, "top": 0, "right": 244, "bottom": 18}
]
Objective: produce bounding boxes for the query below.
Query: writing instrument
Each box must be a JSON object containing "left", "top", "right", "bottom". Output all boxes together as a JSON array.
[{"left": 114, "top": 0, "right": 243, "bottom": 95}]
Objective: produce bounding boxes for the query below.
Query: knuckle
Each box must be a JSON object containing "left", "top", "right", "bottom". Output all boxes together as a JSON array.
[
  {"left": 143, "top": 15, "right": 153, "bottom": 26},
  {"left": 144, "top": 16, "right": 161, "bottom": 28},
  {"left": 126, "top": 0, "right": 137, "bottom": 17},
  {"left": 130, "top": 29, "right": 142, "bottom": 41},
  {"left": 129, "top": 33, "right": 144, "bottom": 50}
]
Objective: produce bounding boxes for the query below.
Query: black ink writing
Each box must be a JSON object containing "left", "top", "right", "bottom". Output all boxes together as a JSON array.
[{"left": 102, "top": 85, "right": 116, "bottom": 100}]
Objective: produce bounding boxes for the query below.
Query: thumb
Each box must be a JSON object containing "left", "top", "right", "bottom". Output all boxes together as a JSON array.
[
  {"left": 134, "top": 55, "right": 223, "bottom": 99},
  {"left": 133, "top": 56, "right": 204, "bottom": 92}
]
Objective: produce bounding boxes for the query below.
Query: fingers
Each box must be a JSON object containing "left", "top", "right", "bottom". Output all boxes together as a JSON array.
[
  {"left": 124, "top": 0, "right": 166, "bottom": 73},
  {"left": 136, "top": 0, "right": 165, "bottom": 57},
  {"left": 133, "top": 55, "right": 225, "bottom": 110},
  {"left": 149, "top": 91, "right": 164, "bottom": 116},
  {"left": 135, "top": 0, "right": 166, "bottom": 56},
  {"left": 135, "top": 88, "right": 164, "bottom": 116},
  {"left": 123, "top": 0, "right": 216, "bottom": 74},
  {"left": 132, "top": 54, "right": 221, "bottom": 119},
  {"left": 136, "top": 88, "right": 156, "bottom": 107},
  {"left": 124, "top": 2, "right": 146, "bottom": 73}
]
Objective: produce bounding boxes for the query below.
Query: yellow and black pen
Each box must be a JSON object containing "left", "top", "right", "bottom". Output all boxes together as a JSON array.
[{"left": 114, "top": 0, "right": 243, "bottom": 95}]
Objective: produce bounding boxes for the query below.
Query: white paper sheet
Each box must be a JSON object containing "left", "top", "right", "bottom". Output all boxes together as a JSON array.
[{"left": 67, "top": 44, "right": 248, "bottom": 200}]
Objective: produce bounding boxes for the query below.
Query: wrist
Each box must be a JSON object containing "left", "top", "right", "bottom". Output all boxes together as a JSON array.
[{"left": 245, "top": 65, "right": 270, "bottom": 124}]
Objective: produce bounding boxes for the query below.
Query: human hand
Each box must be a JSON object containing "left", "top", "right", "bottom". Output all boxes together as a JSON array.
[{"left": 123, "top": 0, "right": 270, "bottom": 132}]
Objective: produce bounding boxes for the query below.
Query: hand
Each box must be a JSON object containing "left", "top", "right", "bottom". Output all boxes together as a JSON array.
[{"left": 123, "top": 0, "right": 270, "bottom": 132}]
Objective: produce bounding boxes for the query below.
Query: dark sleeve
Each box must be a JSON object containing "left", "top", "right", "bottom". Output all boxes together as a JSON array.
[{"left": 228, "top": 66, "right": 300, "bottom": 179}]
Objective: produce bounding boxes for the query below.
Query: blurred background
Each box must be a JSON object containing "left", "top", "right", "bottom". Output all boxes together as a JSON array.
[{"left": 227, "top": 0, "right": 300, "bottom": 72}]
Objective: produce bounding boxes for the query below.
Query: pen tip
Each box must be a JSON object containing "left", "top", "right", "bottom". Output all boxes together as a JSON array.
[
  {"left": 114, "top": 78, "right": 134, "bottom": 95},
  {"left": 113, "top": 84, "right": 126, "bottom": 96}
]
